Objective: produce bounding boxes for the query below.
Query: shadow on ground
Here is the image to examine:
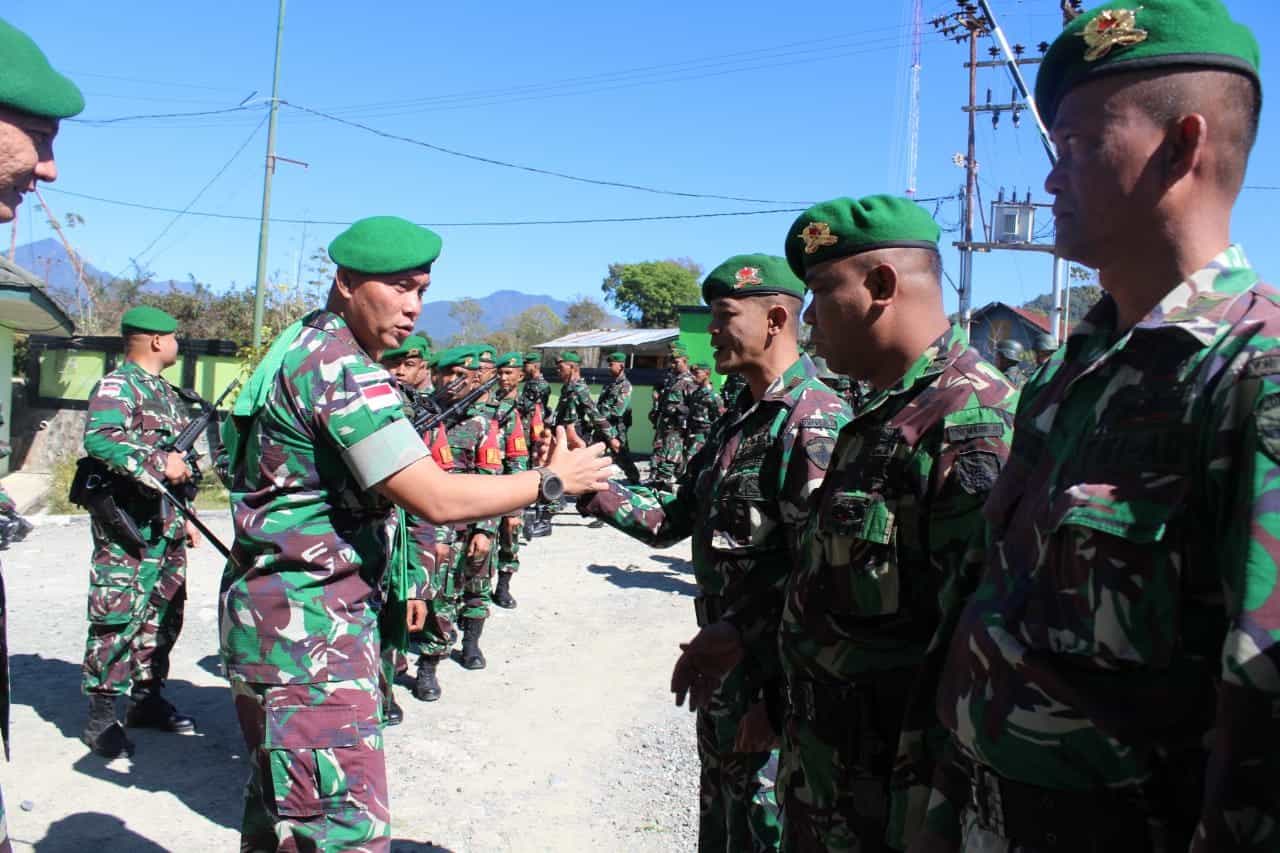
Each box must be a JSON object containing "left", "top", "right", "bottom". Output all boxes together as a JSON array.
[
  {"left": 392, "top": 842, "right": 457, "bottom": 852},
  {"left": 586, "top": 562, "right": 698, "bottom": 596},
  {"left": 28, "top": 811, "right": 170, "bottom": 852},
  {"left": 650, "top": 554, "right": 695, "bottom": 574},
  {"left": 10, "top": 653, "right": 244, "bottom": 832}
]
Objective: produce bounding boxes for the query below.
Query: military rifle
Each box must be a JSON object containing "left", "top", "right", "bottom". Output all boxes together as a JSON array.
[
  {"left": 166, "top": 377, "right": 243, "bottom": 502},
  {"left": 413, "top": 375, "right": 499, "bottom": 434}
]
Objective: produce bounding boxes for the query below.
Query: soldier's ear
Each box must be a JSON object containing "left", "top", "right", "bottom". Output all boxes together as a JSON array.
[
  {"left": 765, "top": 304, "right": 789, "bottom": 337},
  {"left": 866, "top": 263, "right": 898, "bottom": 306}
]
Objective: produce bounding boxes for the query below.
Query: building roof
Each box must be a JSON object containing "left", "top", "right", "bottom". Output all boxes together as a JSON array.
[
  {"left": 0, "top": 256, "right": 73, "bottom": 337},
  {"left": 533, "top": 328, "right": 678, "bottom": 349},
  {"left": 972, "top": 301, "right": 1053, "bottom": 333}
]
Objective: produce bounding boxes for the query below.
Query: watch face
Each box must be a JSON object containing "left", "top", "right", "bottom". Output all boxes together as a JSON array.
[{"left": 542, "top": 471, "right": 565, "bottom": 501}]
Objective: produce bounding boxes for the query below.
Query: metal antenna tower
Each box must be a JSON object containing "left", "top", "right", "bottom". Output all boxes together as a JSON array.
[{"left": 905, "top": 0, "right": 924, "bottom": 198}]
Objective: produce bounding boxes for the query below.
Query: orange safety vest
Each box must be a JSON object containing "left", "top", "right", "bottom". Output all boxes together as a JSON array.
[{"left": 478, "top": 417, "right": 504, "bottom": 473}]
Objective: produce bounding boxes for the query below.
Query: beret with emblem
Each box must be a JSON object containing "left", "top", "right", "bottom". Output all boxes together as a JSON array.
[
  {"left": 380, "top": 334, "right": 429, "bottom": 362},
  {"left": 328, "top": 216, "right": 443, "bottom": 275},
  {"left": 786, "top": 194, "right": 940, "bottom": 280},
  {"left": 474, "top": 344, "right": 496, "bottom": 365},
  {"left": 669, "top": 342, "right": 688, "bottom": 356},
  {"left": 433, "top": 346, "right": 473, "bottom": 370},
  {"left": 606, "top": 351, "right": 627, "bottom": 363},
  {"left": 121, "top": 306, "right": 178, "bottom": 335},
  {"left": 1036, "top": 0, "right": 1261, "bottom": 128},
  {"left": 0, "top": 18, "right": 84, "bottom": 119},
  {"left": 523, "top": 351, "right": 542, "bottom": 364},
  {"left": 701, "top": 253, "right": 805, "bottom": 304},
  {"left": 557, "top": 351, "right": 582, "bottom": 364},
  {"left": 692, "top": 362, "right": 711, "bottom": 371},
  {"left": 496, "top": 351, "right": 523, "bottom": 368}
]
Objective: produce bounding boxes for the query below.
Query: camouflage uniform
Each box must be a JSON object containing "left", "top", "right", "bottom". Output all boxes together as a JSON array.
[
  {"left": 81, "top": 362, "right": 191, "bottom": 698},
  {"left": 554, "top": 376, "right": 609, "bottom": 445},
  {"left": 518, "top": 373, "right": 551, "bottom": 445},
  {"left": 1000, "top": 362, "right": 1031, "bottom": 390},
  {"left": 651, "top": 368, "right": 698, "bottom": 486},
  {"left": 687, "top": 382, "right": 725, "bottom": 460},
  {"left": 596, "top": 371, "right": 641, "bottom": 484},
  {"left": 779, "top": 325, "right": 1016, "bottom": 852},
  {"left": 934, "top": 247, "right": 1280, "bottom": 852},
  {"left": 487, "top": 393, "right": 528, "bottom": 582},
  {"left": 721, "top": 373, "right": 749, "bottom": 410},
  {"left": 221, "top": 309, "right": 432, "bottom": 851},
  {"left": 582, "top": 356, "right": 851, "bottom": 853},
  {"left": 650, "top": 366, "right": 680, "bottom": 464},
  {"left": 448, "top": 401, "right": 503, "bottom": 627}
]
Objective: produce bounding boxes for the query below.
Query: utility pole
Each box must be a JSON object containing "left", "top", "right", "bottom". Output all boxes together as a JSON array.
[{"left": 252, "top": 0, "right": 287, "bottom": 350}]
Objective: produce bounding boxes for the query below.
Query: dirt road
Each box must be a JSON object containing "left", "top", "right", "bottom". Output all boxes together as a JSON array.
[{"left": 1, "top": 510, "right": 699, "bottom": 852}]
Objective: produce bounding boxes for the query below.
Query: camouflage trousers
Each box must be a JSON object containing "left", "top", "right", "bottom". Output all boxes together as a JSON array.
[
  {"left": 418, "top": 537, "right": 465, "bottom": 658},
  {"left": 459, "top": 528, "right": 495, "bottom": 621},
  {"left": 497, "top": 516, "right": 522, "bottom": 575},
  {"left": 778, "top": 714, "right": 893, "bottom": 853},
  {"left": 686, "top": 430, "right": 709, "bottom": 461},
  {"left": 82, "top": 520, "right": 186, "bottom": 695},
  {"left": 232, "top": 677, "right": 390, "bottom": 853},
  {"left": 650, "top": 426, "right": 687, "bottom": 484},
  {"left": 697, "top": 669, "right": 782, "bottom": 853}
]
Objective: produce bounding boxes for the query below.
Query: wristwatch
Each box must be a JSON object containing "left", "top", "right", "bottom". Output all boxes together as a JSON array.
[{"left": 534, "top": 466, "right": 565, "bottom": 502}]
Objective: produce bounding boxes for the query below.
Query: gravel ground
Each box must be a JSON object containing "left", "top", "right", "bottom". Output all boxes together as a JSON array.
[{"left": 0, "top": 504, "right": 700, "bottom": 852}]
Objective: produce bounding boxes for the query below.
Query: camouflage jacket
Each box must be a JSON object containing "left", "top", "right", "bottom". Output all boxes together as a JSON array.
[
  {"left": 555, "top": 378, "right": 612, "bottom": 440},
  {"left": 445, "top": 399, "right": 503, "bottom": 537},
  {"left": 656, "top": 370, "right": 697, "bottom": 433},
  {"left": 483, "top": 393, "right": 529, "bottom": 520},
  {"left": 936, "top": 247, "right": 1280, "bottom": 850},
  {"left": 781, "top": 325, "right": 1016, "bottom": 848},
  {"left": 518, "top": 374, "right": 550, "bottom": 427},
  {"left": 582, "top": 357, "right": 850, "bottom": 702},
  {"left": 388, "top": 380, "right": 438, "bottom": 601},
  {"left": 1001, "top": 361, "right": 1032, "bottom": 390},
  {"left": 688, "top": 383, "right": 724, "bottom": 434},
  {"left": 221, "top": 310, "right": 430, "bottom": 685},
  {"left": 84, "top": 360, "right": 191, "bottom": 537},
  {"left": 720, "top": 373, "right": 749, "bottom": 410},
  {"left": 596, "top": 374, "right": 633, "bottom": 434}
]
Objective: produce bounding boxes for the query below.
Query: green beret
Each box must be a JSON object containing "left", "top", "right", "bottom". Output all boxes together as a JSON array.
[
  {"left": 121, "top": 306, "right": 177, "bottom": 335},
  {"left": 474, "top": 344, "right": 496, "bottom": 364},
  {"left": 669, "top": 343, "right": 688, "bottom": 356},
  {"left": 692, "top": 362, "right": 711, "bottom": 371},
  {"left": 328, "top": 216, "right": 443, "bottom": 275},
  {"left": 0, "top": 18, "right": 84, "bottom": 120},
  {"left": 381, "top": 334, "right": 429, "bottom": 362},
  {"left": 496, "top": 351, "right": 523, "bottom": 368},
  {"left": 523, "top": 352, "right": 542, "bottom": 364},
  {"left": 434, "top": 346, "right": 473, "bottom": 370},
  {"left": 557, "top": 351, "right": 582, "bottom": 364},
  {"left": 786, "top": 194, "right": 940, "bottom": 280},
  {"left": 1036, "top": 1, "right": 1261, "bottom": 128},
  {"left": 701, "top": 254, "right": 805, "bottom": 304},
  {"left": 606, "top": 351, "right": 627, "bottom": 363}
]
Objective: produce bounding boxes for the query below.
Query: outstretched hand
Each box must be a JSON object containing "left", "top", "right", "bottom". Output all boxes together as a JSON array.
[
  {"left": 670, "top": 621, "right": 745, "bottom": 711},
  {"left": 546, "top": 426, "right": 612, "bottom": 494}
]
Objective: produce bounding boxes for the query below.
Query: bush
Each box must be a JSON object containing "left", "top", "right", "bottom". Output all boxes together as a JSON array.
[{"left": 44, "top": 455, "right": 230, "bottom": 515}]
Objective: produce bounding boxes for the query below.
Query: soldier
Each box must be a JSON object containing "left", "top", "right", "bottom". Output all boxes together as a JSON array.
[
  {"left": 554, "top": 351, "right": 609, "bottom": 450},
  {"left": 649, "top": 341, "right": 688, "bottom": 478},
  {"left": 650, "top": 347, "right": 698, "bottom": 490},
  {"left": 382, "top": 333, "right": 432, "bottom": 397},
  {"left": 79, "top": 306, "right": 205, "bottom": 758},
  {"left": 519, "top": 353, "right": 554, "bottom": 537},
  {"left": 0, "top": 22, "right": 81, "bottom": 845},
  {"left": 488, "top": 352, "right": 530, "bottom": 610},
  {"left": 927, "top": 3, "right": 1280, "bottom": 851},
  {"left": 595, "top": 351, "right": 641, "bottom": 484},
  {"left": 993, "top": 339, "right": 1030, "bottom": 388},
  {"left": 685, "top": 362, "right": 724, "bottom": 460},
  {"left": 1030, "top": 330, "right": 1057, "bottom": 367},
  {"left": 219, "top": 216, "right": 611, "bottom": 851},
  {"left": 584, "top": 254, "right": 851, "bottom": 853}
]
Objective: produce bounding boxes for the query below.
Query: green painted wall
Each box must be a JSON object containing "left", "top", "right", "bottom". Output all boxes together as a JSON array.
[
  {"left": 677, "top": 307, "right": 722, "bottom": 391},
  {"left": 38, "top": 349, "right": 107, "bottom": 401},
  {"left": 546, "top": 381, "right": 656, "bottom": 454}
]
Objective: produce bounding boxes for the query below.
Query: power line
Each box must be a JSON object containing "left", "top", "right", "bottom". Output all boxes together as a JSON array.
[
  {"left": 69, "top": 105, "right": 263, "bottom": 126},
  {"left": 123, "top": 112, "right": 270, "bottom": 274},
  {"left": 41, "top": 187, "right": 809, "bottom": 226},
  {"left": 283, "top": 102, "right": 813, "bottom": 204}
]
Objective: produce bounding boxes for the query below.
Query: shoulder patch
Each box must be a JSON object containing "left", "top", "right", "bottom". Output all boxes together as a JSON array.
[
  {"left": 804, "top": 436, "right": 835, "bottom": 471},
  {"left": 798, "top": 415, "right": 836, "bottom": 430},
  {"left": 1246, "top": 354, "right": 1280, "bottom": 378},
  {"left": 944, "top": 423, "right": 1004, "bottom": 443}
]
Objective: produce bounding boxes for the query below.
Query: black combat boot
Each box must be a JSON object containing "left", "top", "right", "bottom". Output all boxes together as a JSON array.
[
  {"left": 493, "top": 572, "right": 517, "bottom": 609},
  {"left": 460, "top": 617, "right": 487, "bottom": 670},
  {"left": 384, "top": 689, "right": 404, "bottom": 726},
  {"left": 82, "top": 694, "right": 135, "bottom": 758},
  {"left": 413, "top": 655, "right": 442, "bottom": 702},
  {"left": 126, "top": 680, "right": 196, "bottom": 734}
]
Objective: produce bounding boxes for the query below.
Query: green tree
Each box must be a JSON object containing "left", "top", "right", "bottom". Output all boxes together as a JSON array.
[
  {"left": 1020, "top": 265, "right": 1103, "bottom": 327},
  {"left": 446, "top": 298, "right": 489, "bottom": 346},
  {"left": 564, "top": 296, "right": 610, "bottom": 332},
  {"left": 504, "top": 305, "right": 564, "bottom": 352},
  {"left": 601, "top": 258, "right": 702, "bottom": 327}
]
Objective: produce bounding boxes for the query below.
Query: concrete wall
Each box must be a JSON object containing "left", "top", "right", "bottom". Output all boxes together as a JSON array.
[{"left": 0, "top": 326, "right": 11, "bottom": 476}]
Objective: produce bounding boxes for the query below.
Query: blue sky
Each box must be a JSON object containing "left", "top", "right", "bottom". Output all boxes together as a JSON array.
[{"left": 12, "top": 0, "right": 1280, "bottom": 317}]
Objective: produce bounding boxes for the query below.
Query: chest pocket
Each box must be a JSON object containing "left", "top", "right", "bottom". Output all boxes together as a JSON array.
[
  {"left": 1026, "top": 445, "right": 1190, "bottom": 670},
  {"left": 138, "top": 400, "right": 173, "bottom": 438},
  {"left": 817, "top": 487, "right": 899, "bottom": 618},
  {"left": 709, "top": 432, "right": 776, "bottom": 553}
]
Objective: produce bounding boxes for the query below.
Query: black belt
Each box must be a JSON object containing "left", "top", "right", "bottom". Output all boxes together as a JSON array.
[
  {"left": 786, "top": 678, "right": 860, "bottom": 725},
  {"left": 693, "top": 595, "right": 723, "bottom": 627},
  {"left": 954, "top": 752, "right": 1155, "bottom": 852}
]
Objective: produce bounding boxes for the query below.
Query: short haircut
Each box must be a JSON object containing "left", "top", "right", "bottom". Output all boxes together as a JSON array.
[{"left": 1122, "top": 68, "right": 1261, "bottom": 192}]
